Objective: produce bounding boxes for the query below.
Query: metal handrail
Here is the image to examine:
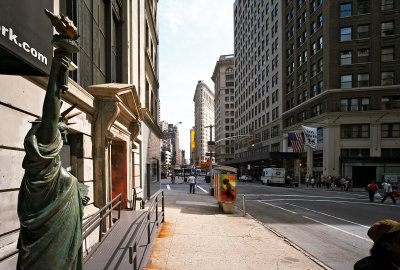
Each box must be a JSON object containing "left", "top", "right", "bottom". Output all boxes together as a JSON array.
[
  {"left": 82, "top": 193, "right": 122, "bottom": 242},
  {"left": 128, "top": 190, "right": 165, "bottom": 270}
]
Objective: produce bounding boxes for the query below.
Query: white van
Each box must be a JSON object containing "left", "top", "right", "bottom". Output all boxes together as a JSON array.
[{"left": 261, "top": 168, "right": 285, "bottom": 186}]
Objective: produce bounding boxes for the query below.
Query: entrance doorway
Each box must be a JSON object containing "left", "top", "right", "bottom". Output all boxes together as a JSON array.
[
  {"left": 352, "top": 166, "right": 376, "bottom": 187},
  {"left": 111, "top": 140, "right": 127, "bottom": 209}
]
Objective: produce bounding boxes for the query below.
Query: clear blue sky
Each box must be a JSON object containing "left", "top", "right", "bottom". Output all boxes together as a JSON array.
[{"left": 159, "top": 0, "right": 234, "bottom": 159}]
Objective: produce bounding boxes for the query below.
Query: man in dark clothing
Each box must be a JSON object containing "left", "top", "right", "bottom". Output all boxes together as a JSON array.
[{"left": 354, "top": 219, "right": 400, "bottom": 270}]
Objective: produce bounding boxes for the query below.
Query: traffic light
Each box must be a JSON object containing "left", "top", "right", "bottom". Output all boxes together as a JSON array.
[{"left": 249, "top": 138, "right": 255, "bottom": 147}]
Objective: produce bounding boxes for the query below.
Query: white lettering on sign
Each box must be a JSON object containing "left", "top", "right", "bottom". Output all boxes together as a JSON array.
[{"left": 1, "top": 25, "right": 48, "bottom": 65}]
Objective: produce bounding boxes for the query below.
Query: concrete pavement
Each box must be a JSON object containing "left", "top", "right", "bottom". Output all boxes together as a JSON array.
[{"left": 144, "top": 177, "right": 330, "bottom": 270}]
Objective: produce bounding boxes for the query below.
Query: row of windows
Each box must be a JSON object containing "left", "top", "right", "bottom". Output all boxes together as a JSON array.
[
  {"left": 340, "top": 0, "right": 395, "bottom": 18},
  {"left": 286, "top": 95, "right": 400, "bottom": 127},
  {"left": 340, "top": 21, "right": 395, "bottom": 41},
  {"left": 340, "top": 71, "right": 395, "bottom": 88},
  {"left": 340, "top": 46, "right": 395, "bottom": 65}
]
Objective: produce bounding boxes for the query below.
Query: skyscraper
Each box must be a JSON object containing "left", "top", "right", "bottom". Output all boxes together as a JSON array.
[
  {"left": 281, "top": 0, "right": 400, "bottom": 186},
  {"left": 212, "top": 54, "right": 235, "bottom": 163},
  {"left": 193, "top": 80, "right": 215, "bottom": 167}
]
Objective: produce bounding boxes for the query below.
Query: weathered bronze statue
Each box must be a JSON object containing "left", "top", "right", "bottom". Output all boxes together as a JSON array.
[{"left": 17, "top": 10, "right": 87, "bottom": 269}]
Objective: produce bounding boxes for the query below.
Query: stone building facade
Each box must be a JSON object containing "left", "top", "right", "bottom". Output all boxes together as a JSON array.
[
  {"left": 0, "top": 0, "right": 161, "bottom": 265},
  {"left": 281, "top": 0, "right": 400, "bottom": 185},
  {"left": 212, "top": 54, "right": 235, "bottom": 163}
]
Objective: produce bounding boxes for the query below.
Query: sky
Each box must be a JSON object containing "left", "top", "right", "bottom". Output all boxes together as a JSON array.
[{"left": 158, "top": 0, "right": 234, "bottom": 159}]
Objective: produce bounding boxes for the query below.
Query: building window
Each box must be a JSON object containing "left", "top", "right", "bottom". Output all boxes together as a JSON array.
[
  {"left": 311, "top": 84, "right": 317, "bottom": 96},
  {"left": 357, "top": 24, "right": 370, "bottom": 38},
  {"left": 318, "top": 36, "right": 323, "bottom": 50},
  {"left": 382, "top": 123, "right": 400, "bottom": 138},
  {"left": 226, "top": 74, "right": 234, "bottom": 80},
  {"left": 318, "top": 80, "right": 323, "bottom": 93},
  {"left": 311, "top": 21, "right": 316, "bottom": 34},
  {"left": 382, "top": 96, "right": 400, "bottom": 110},
  {"left": 358, "top": 48, "right": 370, "bottom": 62},
  {"left": 381, "top": 0, "right": 394, "bottom": 10},
  {"left": 382, "top": 148, "right": 400, "bottom": 158},
  {"left": 341, "top": 124, "right": 370, "bottom": 138},
  {"left": 318, "top": 15, "right": 323, "bottom": 28},
  {"left": 357, "top": 0, "right": 370, "bottom": 14},
  {"left": 341, "top": 51, "right": 352, "bottom": 65},
  {"left": 312, "top": 63, "right": 317, "bottom": 76},
  {"left": 340, "top": 27, "right": 352, "bottom": 41},
  {"left": 381, "top": 71, "right": 394, "bottom": 85},
  {"left": 311, "top": 42, "right": 316, "bottom": 55},
  {"left": 381, "top": 46, "right": 394, "bottom": 61},
  {"left": 340, "top": 3, "right": 352, "bottom": 17},
  {"left": 298, "top": 111, "right": 307, "bottom": 121},
  {"left": 311, "top": 103, "right": 323, "bottom": 117},
  {"left": 341, "top": 75, "right": 352, "bottom": 88},
  {"left": 381, "top": 21, "right": 394, "bottom": 36},
  {"left": 357, "top": 73, "right": 370, "bottom": 87},
  {"left": 341, "top": 98, "right": 370, "bottom": 111},
  {"left": 341, "top": 148, "right": 370, "bottom": 158}
]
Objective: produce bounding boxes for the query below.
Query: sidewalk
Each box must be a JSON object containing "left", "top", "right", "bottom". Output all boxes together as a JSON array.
[{"left": 145, "top": 180, "right": 329, "bottom": 270}]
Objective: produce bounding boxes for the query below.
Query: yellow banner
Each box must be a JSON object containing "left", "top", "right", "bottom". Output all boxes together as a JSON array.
[{"left": 191, "top": 130, "right": 195, "bottom": 148}]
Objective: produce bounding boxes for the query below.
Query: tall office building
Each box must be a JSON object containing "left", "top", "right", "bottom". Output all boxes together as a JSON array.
[
  {"left": 232, "top": 0, "right": 288, "bottom": 176},
  {"left": 212, "top": 54, "right": 235, "bottom": 163},
  {"left": 193, "top": 80, "right": 215, "bottom": 166},
  {"left": 281, "top": 0, "right": 400, "bottom": 186},
  {"left": 163, "top": 123, "right": 181, "bottom": 165}
]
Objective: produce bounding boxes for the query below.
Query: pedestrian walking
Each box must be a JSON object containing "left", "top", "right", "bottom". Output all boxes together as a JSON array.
[
  {"left": 306, "top": 176, "right": 310, "bottom": 187},
  {"left": 354, "top": 219, "right": 400, "bottom": 270},
  {"left": 311, "top": 177, "right": 315, "bottom": 188},
  {"left": 340, "top": 176, "right": 346, "bottom": 191},
  {"left": 381, "top": 180, "right": 396, "bottom": 204},
  {"left": 366, "top": 181, "right": 377, "bottom": 202},
  {"left": 171, "top": 172, "right": 176, "bottom": 184},
  {"left": 188, "top": 174, "right": 196, "bottom": 194}
]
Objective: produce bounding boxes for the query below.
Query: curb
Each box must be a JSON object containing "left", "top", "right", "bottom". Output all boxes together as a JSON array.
[{"left": 235, "top": 205, "right": 333, "bottom": 270}]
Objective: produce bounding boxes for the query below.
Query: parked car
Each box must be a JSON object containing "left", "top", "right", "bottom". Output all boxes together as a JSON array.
[{"left": 240, "top": 175, "right": 253, "bottom": 182}]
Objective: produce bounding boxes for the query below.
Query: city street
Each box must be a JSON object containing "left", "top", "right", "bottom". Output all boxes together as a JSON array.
[{"left": 234, "top": 181, "right": 400, "bottom": 270}]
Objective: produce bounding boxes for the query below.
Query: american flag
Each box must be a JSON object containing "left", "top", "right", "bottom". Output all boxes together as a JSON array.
[{"left": 288, "top": 132, "right": 304, "bottom": 152}]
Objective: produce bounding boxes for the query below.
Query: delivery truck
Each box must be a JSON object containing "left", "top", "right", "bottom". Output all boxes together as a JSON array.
[{"left": 261, "top": 168, "right": 286, "bottom": 186}]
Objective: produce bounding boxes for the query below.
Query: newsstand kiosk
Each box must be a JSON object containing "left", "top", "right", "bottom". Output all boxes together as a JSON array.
[{"left": 213, "top": 165, "right": 237, "bottom": 213}]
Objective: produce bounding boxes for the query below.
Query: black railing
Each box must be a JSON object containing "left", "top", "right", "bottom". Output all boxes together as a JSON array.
[
  {"left": 82, "top": 193, "right": 122, "bottom": 245},
  {"left": 129, "top": 190, "right": 165, "bottom": 270}
]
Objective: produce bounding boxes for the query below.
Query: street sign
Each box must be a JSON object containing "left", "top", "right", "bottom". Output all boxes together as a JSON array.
[{"left": 206, "top": 152, "right": 216, "bottom": 157}]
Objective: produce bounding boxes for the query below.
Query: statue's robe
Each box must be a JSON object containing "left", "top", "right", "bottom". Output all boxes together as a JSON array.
[{"left": 17, "top": 125, "right": 83, "bottom": 269}]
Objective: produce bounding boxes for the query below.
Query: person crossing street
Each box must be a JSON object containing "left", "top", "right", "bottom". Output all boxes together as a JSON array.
[
  {"left": 381, "top": 180, "right": 396, "bottom": 204},
  {"left": 188, "top": 174, "right": 197, "bottom": 194}
]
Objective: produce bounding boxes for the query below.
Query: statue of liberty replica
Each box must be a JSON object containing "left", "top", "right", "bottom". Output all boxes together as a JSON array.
[{"left": 17, "top": 9, "right": 88, "bottom": 269}]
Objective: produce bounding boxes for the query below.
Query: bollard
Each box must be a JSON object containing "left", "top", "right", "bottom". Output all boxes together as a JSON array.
[{"left": 242, "top": 194, "right": 246, "bottom": 217}]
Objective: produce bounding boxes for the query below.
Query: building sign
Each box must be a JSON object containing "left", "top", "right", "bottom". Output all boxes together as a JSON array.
[
  {"left": 191, "top": 130, "right": 195, "bottom": 149},
  {"left": 0, "top": 0, "right": 53, "bottom": 76}
]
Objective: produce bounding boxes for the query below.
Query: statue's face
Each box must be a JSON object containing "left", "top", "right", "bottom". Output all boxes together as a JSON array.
[{"left": 58, "top": 122, "right": 69, "bottom": 142}]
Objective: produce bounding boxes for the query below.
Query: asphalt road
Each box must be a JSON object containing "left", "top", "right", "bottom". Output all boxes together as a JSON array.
[{"left": 235, "top": 181, "right": 400, "bottom": 270}]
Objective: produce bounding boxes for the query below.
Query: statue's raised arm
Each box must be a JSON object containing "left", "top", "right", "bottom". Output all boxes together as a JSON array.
[{"left": 17, "top": 10, "right": 85, "bottom": 270}]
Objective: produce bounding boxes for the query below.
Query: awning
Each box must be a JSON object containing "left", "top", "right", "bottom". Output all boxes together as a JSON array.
[{"left": 219, "top": 152, "right": 300, "bottom": 165}]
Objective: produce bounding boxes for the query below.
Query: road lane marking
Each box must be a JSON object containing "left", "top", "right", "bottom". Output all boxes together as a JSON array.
[
  {"left": 258, "top": 200, "right": 298, "bottom": 214},
  {"left": 302, "top": 215, "right": 372, "bottom": 242},
  {"left": 197, "top": 185, "right": 209, "bottom": 194},
  {"left": 256, "top": 199, "right": 399, "bottom": 207},
  {"left": 167, "top": 184, "right": 171, "bottom": 190},
  {"left": 258, "top": 200, "right": 372, "bottom": 242},
  {"left": 241, "top": 194, "right": 367, "bottom": 199},
  {"left": 287, "top": 203, "right": 370, "bottom": 228}
]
